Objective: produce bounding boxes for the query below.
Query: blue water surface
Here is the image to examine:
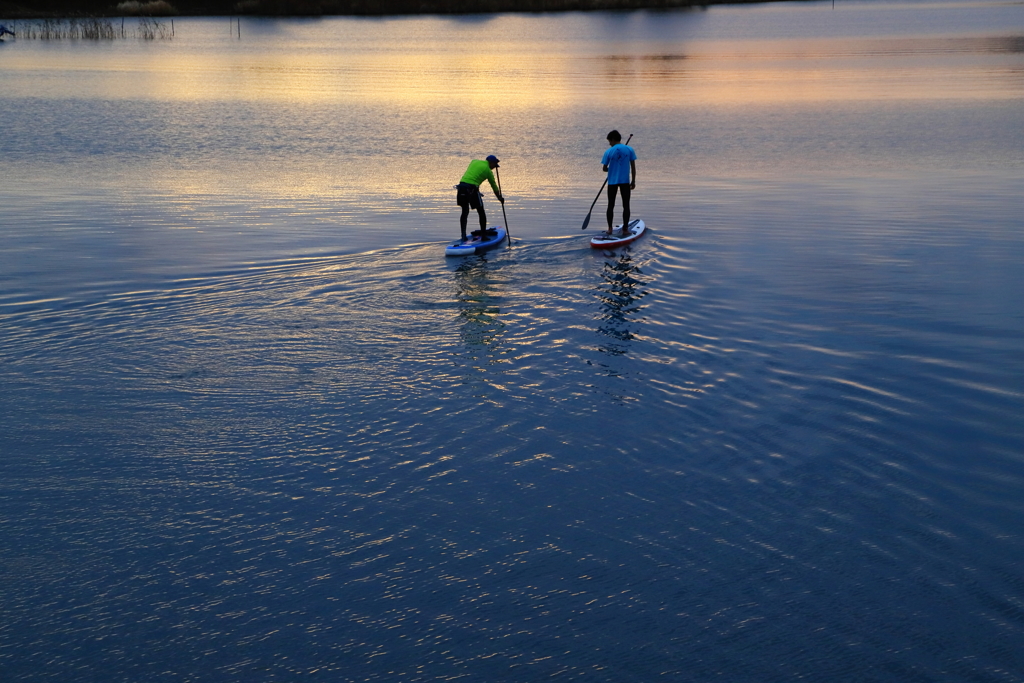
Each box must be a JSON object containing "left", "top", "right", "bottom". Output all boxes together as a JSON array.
[{"left": 1, "top": 2, "right": 1023, "bottom": 681}]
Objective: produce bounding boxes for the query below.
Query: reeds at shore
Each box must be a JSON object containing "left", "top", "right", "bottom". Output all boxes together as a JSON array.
[
  {"left": 13, "top": 18, "right": 116, "bottom": 39},
  {"left": 9, "top": 17, "right": 172, "bottom": 39}
]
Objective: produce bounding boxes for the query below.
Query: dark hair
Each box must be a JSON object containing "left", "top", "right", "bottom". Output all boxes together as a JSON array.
[{"left": 606, "top": 130, "right": 622, "bottom": 143}]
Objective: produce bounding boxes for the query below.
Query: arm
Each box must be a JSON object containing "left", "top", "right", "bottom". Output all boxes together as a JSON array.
[
  {"left": 630, "top": 159, "right": 636, "bottom": 189},
  {"left": 484, "top": 171, "right": 502, "bottom": 201}
]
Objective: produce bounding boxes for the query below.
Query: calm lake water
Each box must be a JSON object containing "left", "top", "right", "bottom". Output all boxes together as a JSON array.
[{"left": 2, "top": 1, "right": 1023, "bottom": 680}]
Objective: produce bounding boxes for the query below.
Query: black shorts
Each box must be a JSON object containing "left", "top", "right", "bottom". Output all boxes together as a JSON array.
[
  {"left": 456, "top": 182, "right": 482, "bottom": 210},
  {"left": 609, "top": 183, "right": 632, "bottom": 200}
]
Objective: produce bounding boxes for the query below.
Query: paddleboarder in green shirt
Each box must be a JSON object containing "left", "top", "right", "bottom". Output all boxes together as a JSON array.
[{"left": 456, "top": 155, "right": 504, "bottom": 242}]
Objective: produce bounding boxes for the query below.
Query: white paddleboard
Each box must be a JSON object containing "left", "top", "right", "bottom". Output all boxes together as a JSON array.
[{"left": 590, "top": 219, "right": 646, "bottom": 249}]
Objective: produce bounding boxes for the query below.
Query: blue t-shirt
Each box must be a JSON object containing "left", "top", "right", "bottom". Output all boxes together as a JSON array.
[{"left": 602, "top": 144, "right": 636, "bottom": 186}]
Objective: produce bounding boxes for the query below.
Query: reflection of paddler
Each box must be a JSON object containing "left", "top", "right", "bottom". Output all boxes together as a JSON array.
[
  {"left": 453, "top": 259, "right": 505, "bottom": 353},
  {"left": 456, "top": 155, "right": 504, "bottom": 243},
  {"left": 0, "top": 25, "right": 15, "bottom": 38},
  {"left": 595, "top": 250, "right": 648, "bottom": 356}
]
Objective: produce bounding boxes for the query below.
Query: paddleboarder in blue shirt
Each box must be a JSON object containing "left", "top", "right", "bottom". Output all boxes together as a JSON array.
[
  {"left": 456, "top": 155, "right": 504, "bottom": 242},
  {"left": 601, "top": 130, "right": 637, "bottom": 236}
]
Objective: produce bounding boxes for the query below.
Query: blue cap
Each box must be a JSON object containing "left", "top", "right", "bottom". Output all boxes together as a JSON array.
[{"left": 486, "top": 155, "right": 500, "bottom": 166}]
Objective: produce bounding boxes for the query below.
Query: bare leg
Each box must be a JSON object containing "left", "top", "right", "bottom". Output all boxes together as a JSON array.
[
  {"left": 606, "top": 184, "right": 619, "bottom": 233},
  {"left": 620, "top": 184, "right": 631, "bottom": 230},
  {"left": 460, "top": 204, "right": 470, "bottom": 239},
  {"left": 476, "top": 204, "right": 487, "bottom": 232}
]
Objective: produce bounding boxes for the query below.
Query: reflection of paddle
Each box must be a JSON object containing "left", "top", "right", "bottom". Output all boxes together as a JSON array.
[
  {"left": 582, "top": 133, "right": 632, "bottom": 230},
  {"left": 495, "top": 166, "right": 511, "bottom": 246}
]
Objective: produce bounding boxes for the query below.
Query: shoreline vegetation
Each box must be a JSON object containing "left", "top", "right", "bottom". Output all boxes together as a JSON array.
[
  {"left": 1, "top": 0, "right": 766, "bottom": 20},
  {"left": 6, "top": 16, "right": 172, "bottom": 37}
]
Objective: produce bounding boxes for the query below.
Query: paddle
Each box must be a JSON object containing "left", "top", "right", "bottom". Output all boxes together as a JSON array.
[
  {"left": 582, "top": 133, "right": 632, "bottom": 230},
  {"left": 495, "top": 166, "right": 511, "bottom": 246}
]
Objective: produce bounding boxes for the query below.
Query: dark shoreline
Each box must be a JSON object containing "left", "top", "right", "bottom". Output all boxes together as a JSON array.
[{"left": 1, "top": 0, "right": 773, "bottom": 20}]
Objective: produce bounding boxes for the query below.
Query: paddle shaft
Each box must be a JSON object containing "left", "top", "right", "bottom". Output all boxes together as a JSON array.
[
  {"left": 495, "top": 166, "right": 511, "bottom": 243},
  {"left": 582, "top": 133, "right": 632, "bottom": 230}
]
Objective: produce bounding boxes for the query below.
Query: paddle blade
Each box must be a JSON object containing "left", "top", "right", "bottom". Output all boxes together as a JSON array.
[{"left": 581, "top": 212, "right": 592, "bottom": 230}]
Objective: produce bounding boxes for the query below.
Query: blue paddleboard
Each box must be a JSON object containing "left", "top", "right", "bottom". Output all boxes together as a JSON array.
[{"left": 445, "top": 226, "right": 507, "bottom": 257}]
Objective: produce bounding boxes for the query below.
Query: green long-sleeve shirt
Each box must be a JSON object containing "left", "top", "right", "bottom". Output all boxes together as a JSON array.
[{"left": 460, "top": 160, "right": 500, "bottom": 196}]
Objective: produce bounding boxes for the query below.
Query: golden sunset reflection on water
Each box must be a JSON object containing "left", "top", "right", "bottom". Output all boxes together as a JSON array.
[
  {"left": 5, "top": 20, "right": 1021, "bottom": 107},
  {"left": 3, "top": 5, "right": 1021, "bottom": 237}
]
